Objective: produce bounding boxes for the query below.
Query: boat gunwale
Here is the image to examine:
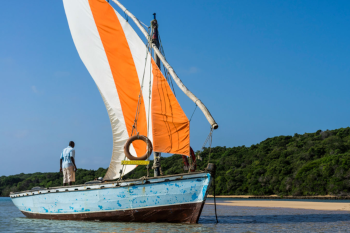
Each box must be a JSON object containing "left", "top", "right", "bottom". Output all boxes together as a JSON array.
[{"left": 10, "top": 171, "right": 210, "bottom": 198}]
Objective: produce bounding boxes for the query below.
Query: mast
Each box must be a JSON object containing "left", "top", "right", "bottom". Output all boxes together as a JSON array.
[
  {"left": 111, "top": 0, "right": 219, "bottom": 130},
  {"left": 151, "top": 13, "right": 162, "bottom": 177},
  {"left": 151, "top": 13, "right": 160, "bottom": 68}
]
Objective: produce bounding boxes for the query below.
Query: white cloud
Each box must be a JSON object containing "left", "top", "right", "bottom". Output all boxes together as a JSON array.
[
  {"left": 188, "top": 67, "right": 199, "bottom": 74},
  {"left": 31, "top": 85, "right": 38, "bottom": 94}
]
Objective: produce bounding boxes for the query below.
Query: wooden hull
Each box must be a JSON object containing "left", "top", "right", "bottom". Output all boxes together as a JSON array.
[
  {"left": 11, "top": 172, "right": 211, "bottom": 223},
  {"left": 21, "top": 202, "right": 205, "bottom": 223}
]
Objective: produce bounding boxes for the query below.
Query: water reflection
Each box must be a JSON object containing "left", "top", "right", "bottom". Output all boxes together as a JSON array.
[{"left": 10, "top": 218, "right": 217, "bottom": 233}]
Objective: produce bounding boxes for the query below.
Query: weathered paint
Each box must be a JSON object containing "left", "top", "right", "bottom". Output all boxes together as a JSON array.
[
  {"left": 10, "top": 172, "right": 211, "bottom": 223},
  {"left": 121, "top": 160, "right": 150, "bottom": 165},
  {"left": 20, "top": 202, "right": 205, "bottom": 223}
]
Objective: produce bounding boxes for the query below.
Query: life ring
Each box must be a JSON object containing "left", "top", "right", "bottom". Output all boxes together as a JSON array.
[
  {"left": 182, "top": 147, "right": 196, "bottom": 172},
  {"left": 124, "top": 135, "right": 153, "bottom": 160}
]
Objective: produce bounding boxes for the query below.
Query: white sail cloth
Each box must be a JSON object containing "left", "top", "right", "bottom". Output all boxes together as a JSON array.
[{"left": 63, "top": 0, "right": 190, "bottom": 180}]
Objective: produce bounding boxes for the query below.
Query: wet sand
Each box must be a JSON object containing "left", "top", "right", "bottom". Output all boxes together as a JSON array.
[
  {"left": 208, "top": 200, "right": 350, "bottom": 211},
  {"left": 207, "top": 194, "right": 347, "bottom": 199}
]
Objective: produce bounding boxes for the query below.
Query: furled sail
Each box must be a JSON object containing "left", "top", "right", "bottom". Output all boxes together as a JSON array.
[{"left": 63, "top": 0, "right": 189, "bottom": 180}]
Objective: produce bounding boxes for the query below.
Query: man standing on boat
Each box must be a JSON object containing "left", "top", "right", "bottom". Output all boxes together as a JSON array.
[{"left": 60, "top": 141, "right": 77, "bottom": 186}]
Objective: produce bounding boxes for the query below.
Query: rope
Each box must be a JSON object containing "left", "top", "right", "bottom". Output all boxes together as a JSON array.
[
  {"left": 139, "top": 19, "right": 150, "bottom": 30},
  {"left": 124, "top": 11, "right": 128, "bottom": 22},
  {"left": 199, "top": 128, "right": 217, "bottom": 223},
  {"left": 121, "top": 7, "right": 149, "bottom": 30},
  {"left": 167, "top": 71, "right": 176, "bottom": 96},
  {"left": 213, "top": 170, "right": 219, "bottom": 223},
  {"left": 207, "top": 129, "right": 213, "bottom": 162},
  {"left": 119, "top": 31, "right": 153, "bottom": 180},
  {"left": 189, "top": 103, "right": 198, "bottom": 122},
  {"left": 198, "top": 128, "right": 214, "bottom": 160},
  {"left": 130, "top": 31, "right": 153, "bottom": 137},
  {"left": 146, "top": 44, "right": 153, "bottom": 177},
  {"left": 195, "top": 127, "right": 217, "bottom": 222},
  {"left": 158, "top": 32, "right": 176, "bottom": 96},
  {"left": 206, "top": 130, "right": 218, "bottom": 223}
]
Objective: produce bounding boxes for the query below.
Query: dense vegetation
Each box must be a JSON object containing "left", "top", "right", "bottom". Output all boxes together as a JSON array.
[
  {"left": 2, "top": 127, "right": 350, "bottom": 197},
  {"left": 0, "top": 168, "right": 108, "bottom": 197}
]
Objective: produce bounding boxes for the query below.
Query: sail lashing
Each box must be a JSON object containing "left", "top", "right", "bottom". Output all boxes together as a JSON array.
[{"left": 63, "top": 0, "right": 190, "bottom": 180}]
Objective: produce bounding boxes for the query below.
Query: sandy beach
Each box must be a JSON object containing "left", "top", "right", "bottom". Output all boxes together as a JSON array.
[{"left": 207, "top": 200, "right": 350, "bottom": 211}]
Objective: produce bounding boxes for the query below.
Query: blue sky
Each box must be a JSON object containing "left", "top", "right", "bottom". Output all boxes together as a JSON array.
[{"left": 1, "top": 0, "right": 349, "bottom": 176}]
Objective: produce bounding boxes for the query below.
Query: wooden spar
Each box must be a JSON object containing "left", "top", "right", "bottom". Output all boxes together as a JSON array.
[
  {"left": 111, "top": 0, "right": 218, "bottom": 129},
  {"left": 151, "top": 13, "right": 162, "bottom": 177},
  {"left": 151, "top": 13, "right": 161, "bottom": 68}
]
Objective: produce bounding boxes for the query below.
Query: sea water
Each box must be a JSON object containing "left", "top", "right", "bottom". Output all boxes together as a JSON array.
[{"left": 1, "top": 197, "right": 350, "bottom": 232}]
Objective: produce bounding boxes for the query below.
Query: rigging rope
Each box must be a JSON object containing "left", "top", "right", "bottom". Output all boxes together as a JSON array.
[
  {"left": 124, "top": 10, "right": 128, "bottom": 22},
  {"left": 206, "top": 129, "right": 218, "bottom": 223},
  {"left": 194, "top": 127, "right": 217, "bottom": 222},
  {"left": 207, "top": 129, "right": 213, "bottom": 162},
  {"left": 213, "top": 169, "right": 219, "bottom": 224},
  {"left": 130, "top": 31, "right": 153, "bottom": 137},
  {"left": 189, "top": 102, "right": 198, "bottom": 122},
  {"left": 158, "top": 32, "right": 176, "bottom": 96},
  {"left": 146, "top": 42, "right": 153, "bottom": 177},
  {"left": 198, "top": 128, "right": 214, "bottom": 160},
  {"left": 139, "top": 19, "right": 150, "bottom": 30},
  {"left": 119, "top": 29, "right": 153, "bottom": 181},
  {"left": 200, "top": 128, "right": 218, "bottom": 223}
]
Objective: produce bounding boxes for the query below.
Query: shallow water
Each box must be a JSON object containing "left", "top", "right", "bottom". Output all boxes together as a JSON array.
[
  {"left": 1, "top": 197, "right": 350, "bottom": 232},
  {"left": 212, "top": 197, "right": 350, "bottom": 203}
]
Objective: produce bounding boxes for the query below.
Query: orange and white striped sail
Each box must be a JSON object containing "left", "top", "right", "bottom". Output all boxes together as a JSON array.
[{"left": 63, "top": 0, "right": 190, "bottom": 180}]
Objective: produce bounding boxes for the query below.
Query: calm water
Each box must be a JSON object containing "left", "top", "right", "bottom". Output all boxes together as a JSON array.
[{"left": 1, "top": 197, "right": 350, "bottom": 232}]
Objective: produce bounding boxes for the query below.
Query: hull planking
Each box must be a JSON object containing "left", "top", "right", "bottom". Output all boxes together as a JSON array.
[{"left": 10, "top": 172, "right": 211, "bottom": 223}]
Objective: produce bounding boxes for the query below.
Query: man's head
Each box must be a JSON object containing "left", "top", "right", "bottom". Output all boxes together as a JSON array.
[{"left": 69, "top": 141, "right": 75, "bottom": 148}]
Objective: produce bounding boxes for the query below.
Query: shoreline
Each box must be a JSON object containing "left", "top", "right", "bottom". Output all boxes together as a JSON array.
[
  {"left": 207, "top": 195, "right": 350, "bottom": 200},
  {"left": 207, "top": 200, "right": 350, "bottom": 211}
]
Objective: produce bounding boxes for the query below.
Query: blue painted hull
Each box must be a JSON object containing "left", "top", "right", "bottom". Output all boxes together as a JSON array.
[{"left": 10, "top": 172, "right": 211, "bottom": 223}]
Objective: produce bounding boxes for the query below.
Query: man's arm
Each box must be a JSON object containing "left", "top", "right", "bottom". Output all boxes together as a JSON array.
[
  {"left": 60, "top": 159, "right": 63, "bottom": 173},
  {"left": 71, "top": 149, "right": 77, "bottom": 172},
  {"left": 71, "top": 157, "right": 77, "bottom": 172}
]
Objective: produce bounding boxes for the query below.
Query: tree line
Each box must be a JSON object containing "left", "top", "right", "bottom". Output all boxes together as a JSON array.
[{"left": 1, "top": 127, "right": 350, "bottom": 197}]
